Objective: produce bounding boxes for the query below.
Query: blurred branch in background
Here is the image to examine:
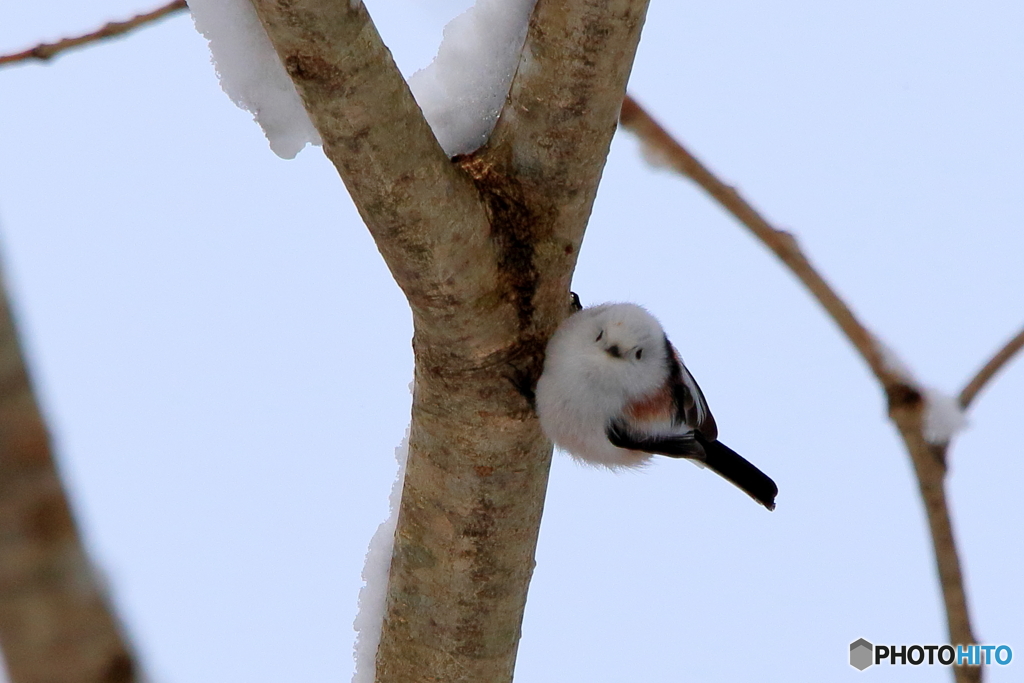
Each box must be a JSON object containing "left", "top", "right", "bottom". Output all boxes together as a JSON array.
[
  {"left": 619, "top": 96, "right": 900, "bottom": 385},
  {"left": 0, "top": 1, "right": 186, "bottom": 67},
  {"left": 959, "top": 326, "right": 1024, "bottom": 410},
  {"left": 1, "top": 4, "right": 189, "bottom": 681},
  {"left": 621, "top": 94, "right": 1023, "bottom": 683},
  {"left": 0, "top": 257, "right": 139, "bottom": 682}
]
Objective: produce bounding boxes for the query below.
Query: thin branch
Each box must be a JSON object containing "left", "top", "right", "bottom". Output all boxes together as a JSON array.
[
  {"left": 0, "top": 1, "right": 187, "bottom": 68},
  {"left": 619, "top": 94, "right": 982, "bottom": 683},
  {"left": 619, "top": 96, "right": 905, "bottom": 392},
  {"left": 959, "top": 325, "right": 1024, "bottom": 409}
]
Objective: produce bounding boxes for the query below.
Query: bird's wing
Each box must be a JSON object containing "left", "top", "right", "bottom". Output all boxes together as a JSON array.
[
  {"left": 665, "top": 337, "right": 718, "bottom": 440},
  {"left": 606, "top": 418, "right": 706, "bottom": 459}
]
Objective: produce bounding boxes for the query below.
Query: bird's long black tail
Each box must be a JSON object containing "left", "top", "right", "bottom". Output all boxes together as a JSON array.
[
  {"left": 606, "top": 419, "right": 777, "bottom": 510},
  {"left": 695, "top": 433, "right": 777, "bottom": 511}
]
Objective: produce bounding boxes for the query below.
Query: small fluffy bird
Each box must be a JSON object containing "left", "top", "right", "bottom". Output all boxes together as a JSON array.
[{"left": 536, "top": 302, "right": 778, "bottom": 510}]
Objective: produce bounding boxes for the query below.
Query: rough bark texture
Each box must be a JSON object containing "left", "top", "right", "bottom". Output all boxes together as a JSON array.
[
  {"left": 247, "top": 0, "right": 504, "bottom": 347},
  {"left": 0, "top": 267, "right": 139, "bottom": 683},
  {"left": 248, "top": 0, "right": 649, "bottom": 680}
]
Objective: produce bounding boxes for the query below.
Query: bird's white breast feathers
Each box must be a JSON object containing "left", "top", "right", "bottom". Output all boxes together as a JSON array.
[{"left": 536, "top": 303, "right": 671, "bottom": 468}]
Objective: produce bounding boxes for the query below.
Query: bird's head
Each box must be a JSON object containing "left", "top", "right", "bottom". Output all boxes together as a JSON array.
[{"left": 577, "top": 303, "right": 669, "bottom": 395}]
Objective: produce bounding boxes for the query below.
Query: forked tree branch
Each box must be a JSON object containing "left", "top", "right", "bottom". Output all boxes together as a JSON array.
[
  {"left": 249, "top": 1, "right": 651, "bottom": 681},
  {"left": 247, "top": 0, "right": 508, "bottom": 355},
  {"left": 0, "top": 1, "right": 186, "bottom": 67},
  {"left": 1, "top": 1, "right": 651, "bottom": 679},
  {"left": 619, "top": 94, "right": 997, "bottom": 683}
]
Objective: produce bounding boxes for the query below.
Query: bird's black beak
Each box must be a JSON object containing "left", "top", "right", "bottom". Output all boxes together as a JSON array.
[{"left": 605, "top": 345, "right": 622, "bottom": 358}]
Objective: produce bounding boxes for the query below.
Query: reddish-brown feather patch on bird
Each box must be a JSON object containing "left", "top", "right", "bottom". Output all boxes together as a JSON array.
[{"left": 624, "top": 386, "right": 673, "bottom": 423}]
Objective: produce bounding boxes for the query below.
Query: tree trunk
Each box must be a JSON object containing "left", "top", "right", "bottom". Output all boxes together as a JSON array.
[{"left": 247, "top": 0, "right": 650, "bottom": 679}]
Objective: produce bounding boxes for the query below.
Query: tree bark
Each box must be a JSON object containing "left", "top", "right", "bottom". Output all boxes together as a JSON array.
[
  {"left": 248, "top": 0, "right": 649, "bottom": 679},
  {"left": 0, "top": 265, "right": 138, "bottom": 683}
]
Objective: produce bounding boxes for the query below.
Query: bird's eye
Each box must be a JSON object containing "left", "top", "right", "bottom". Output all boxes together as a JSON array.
[
  {"left": 595, "top": 330, "right": 604, "bottom": 342},
  {"left": 635, "top": 348, "right": 643, "bottom": 360}
]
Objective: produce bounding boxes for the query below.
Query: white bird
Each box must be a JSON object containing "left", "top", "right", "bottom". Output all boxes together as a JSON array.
[{"left": 535, "top": 302, "right": 777, "bottom": 510}]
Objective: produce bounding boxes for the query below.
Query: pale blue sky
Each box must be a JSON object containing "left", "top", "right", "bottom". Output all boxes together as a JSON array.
[{"left": 1, "top": 1, "right": 1022, "bottom": 681}]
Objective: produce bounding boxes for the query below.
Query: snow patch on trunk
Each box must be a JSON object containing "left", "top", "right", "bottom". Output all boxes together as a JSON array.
[
  {"left": 409, "top": 0, "right": 538, "bottom": 156},
  {"left": 187, "top": 0, "right": 321, "bottom": 159},
  {"left": 351, "top": 429, "right": 410, "bottom": 683}
]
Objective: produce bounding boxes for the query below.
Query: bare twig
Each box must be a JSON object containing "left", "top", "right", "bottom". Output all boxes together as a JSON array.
[
  {"left": 620, "top": 94, "right": 984, "bottom": 683},
  {"left": 960, "top": 326, "right": 1024, "bottom": 409},
  {"left": 619, "top": 96, "right": 906, "bottom": 392},
  {"left": 0, "top": 0, "right": 187, "bottom": 67}
]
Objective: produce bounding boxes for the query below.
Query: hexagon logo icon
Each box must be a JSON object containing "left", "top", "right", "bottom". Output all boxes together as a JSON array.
[{"left": 850, "top": 638, "right": 874, "bottom": 670}]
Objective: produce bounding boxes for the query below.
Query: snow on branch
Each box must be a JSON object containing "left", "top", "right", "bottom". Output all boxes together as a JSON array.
[
  {"left": 921, "top": 388, "right": 968, "bottom": 446},
  {"left": 188, "top": 0, "right": 536, "bottom": 159},
  {"left": 409, "top": 0, "right": 537, "bottom": 156},
  {"left": 187, "top": 0, "right": 321, "bottom": 159},
  {"left": 877, "top": 341, "right": 967, "bottom": 445}
]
